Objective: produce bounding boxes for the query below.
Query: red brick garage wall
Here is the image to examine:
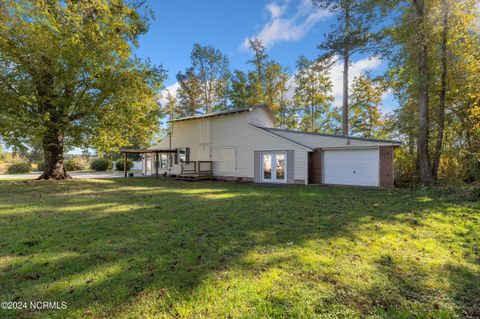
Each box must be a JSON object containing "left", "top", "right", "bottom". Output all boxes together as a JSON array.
[
  {"left": 379, "top": 146, "right": 394, "bottom": 189},
  {"left": 308, "top": 148, "right": 322, "bottom": 184}
]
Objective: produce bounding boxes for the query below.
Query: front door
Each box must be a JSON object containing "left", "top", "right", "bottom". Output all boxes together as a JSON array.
[{"left": 262, "top": 153, "right": 286, "bottom": 183}]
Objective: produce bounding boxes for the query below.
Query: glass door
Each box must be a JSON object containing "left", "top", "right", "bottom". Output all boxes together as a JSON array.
[{"left": 262, "top": 153, "right": 287, "bottom": 183}]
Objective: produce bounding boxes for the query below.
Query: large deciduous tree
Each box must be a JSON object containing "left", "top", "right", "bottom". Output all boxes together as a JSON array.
[
  {"left": 349, "top": 73, "right": 385, "bottom": 138},
  {"left": 177, "top": 44, "right": 230, "bottom": 114},
  {"left": 176, "top": 68, "right": 202, "bottom": 117},
  {"left": 0, "top": 0, "right": 165, "bottom": 180},
  {"left": 294, "top": 56, "right": 334, "bottom": 132},
  {"left": 387, "top": 0, "right": 479, "bottom": 183}
]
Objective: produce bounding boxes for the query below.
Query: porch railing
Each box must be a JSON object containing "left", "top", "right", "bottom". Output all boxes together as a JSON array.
[
  {"left": 181, "top": 161, "right": 213, "bottom": 175},
  {"left": 198, "top": 161, "right": 213, "bottom": 175}
]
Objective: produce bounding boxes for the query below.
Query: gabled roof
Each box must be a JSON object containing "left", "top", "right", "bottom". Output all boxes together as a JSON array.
[
  {"left": 170, "top": 105, "right": 269, "bottom": 122},
  {"left": 253, "top": 126, "right": 402, "bottom": 148}
]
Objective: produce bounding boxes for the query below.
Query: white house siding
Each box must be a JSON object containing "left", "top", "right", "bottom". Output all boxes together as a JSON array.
[
  {"left": 248, "top": 107, "right": 275, "bottom": 128},
  {"left": 210, "top": 114, "right": 309, "bottom": 183},
  {"left": 146, "top": 108, "right": 310, "bottom": 183}
]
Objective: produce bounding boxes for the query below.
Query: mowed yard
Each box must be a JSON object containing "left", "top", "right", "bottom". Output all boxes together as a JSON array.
[{"left": 0, "top": 178, "right": 479, "bottom": 319}]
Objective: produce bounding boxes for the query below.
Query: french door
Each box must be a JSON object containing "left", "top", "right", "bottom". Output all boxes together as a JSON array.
[{"left": 262, "top": 153, "right": 286, "bottom": 183}]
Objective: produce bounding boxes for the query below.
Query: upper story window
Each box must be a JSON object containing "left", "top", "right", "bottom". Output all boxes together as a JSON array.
[{"left": 177, "top": 147, "right": 190, "bottom": 163}]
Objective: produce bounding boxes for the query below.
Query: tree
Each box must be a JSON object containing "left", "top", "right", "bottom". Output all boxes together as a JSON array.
[
  {"left": 312, "top": 0, "right": 380, "bottom": 136},
  {"left": 229, "top": 70, "right": 250, "bottom": 108},
  {"left": 275, "top": 68, "right": 296, "bottom": 129},
  {"left": 386, "top": 0, "right": 479, "bottom": 183},
  {"left": 0, "top": 0, "right": 165, "bottom": 179},
  {"left": 246, "top": 38, "right": 269, "bottom": 105},
  {"left": 294, "top": 56, "right": 334, "bottom": 132},
  {"left": 176, "top": 68, "right": 202, "bottom": 117},
  {"left": 412, "top": 0, "right": 434, "bottom": 183},
  {"left": 349, "top": 74, "right": 384, "bottom": 138},
  {"left": 190, "top": 44, "right": 230, "bottom": 113},
  {"left": 162, "top": 92, "right": 179, "bottom": 134}
]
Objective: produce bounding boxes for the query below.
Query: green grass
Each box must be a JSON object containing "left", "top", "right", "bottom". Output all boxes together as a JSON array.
[{"left": 0, "top": 178, "right": 478, "bottom": 319}]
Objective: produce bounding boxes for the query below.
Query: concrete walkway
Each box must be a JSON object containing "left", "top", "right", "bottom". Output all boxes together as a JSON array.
[{"left": 0, "top": 171, "right": 129, "bottom": 180}]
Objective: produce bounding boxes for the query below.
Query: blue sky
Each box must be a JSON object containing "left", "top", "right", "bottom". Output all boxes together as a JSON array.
[
  {"left": 134, "top": 0, "right": 397, "bottom": 112},
  {"left": 2, "top": 0, "right": 398, "bottom": 154}
]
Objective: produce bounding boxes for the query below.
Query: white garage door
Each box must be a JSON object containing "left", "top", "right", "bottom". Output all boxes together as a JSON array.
[{"left": 323, "top": 149, "right": 379, "bottom": 187}]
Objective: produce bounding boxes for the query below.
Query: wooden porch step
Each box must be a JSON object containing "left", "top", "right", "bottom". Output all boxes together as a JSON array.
[{"left": 176, "top": 174, "right": 213, "bottom": 181}]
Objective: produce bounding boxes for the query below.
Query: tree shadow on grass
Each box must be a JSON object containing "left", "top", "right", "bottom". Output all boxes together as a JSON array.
[{"left": 0, "top": 178, "right": 477, "bottom": 318}]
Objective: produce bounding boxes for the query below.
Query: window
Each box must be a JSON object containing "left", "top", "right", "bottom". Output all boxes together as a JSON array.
[
  {"left": 177, "top": 147, "right": 190, "bottom": 163},
  {"left": 160, "top": 154, "right": 168, "bottom": 168}
]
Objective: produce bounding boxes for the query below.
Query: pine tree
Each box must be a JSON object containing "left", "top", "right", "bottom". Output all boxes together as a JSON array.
[{"left": 312, "top": 0, "right": 381, "bottom": 136}]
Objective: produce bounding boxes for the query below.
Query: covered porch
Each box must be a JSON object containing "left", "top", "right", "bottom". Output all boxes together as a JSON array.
[{"left": 120, "top": 149, "right": 213, "bottom": 180}]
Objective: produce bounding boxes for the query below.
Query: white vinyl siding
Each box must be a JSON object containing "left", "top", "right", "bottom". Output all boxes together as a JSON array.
[
  {"left": 323, "top": 149, "right": 380, "bottom": 186},
  {"left": 197, "top": 119, "right": 211, "bottom": 143},
  {"left": 162, "top": 108, "right": 308, "bottom": 182},
  {"left": 247, "top": 107, "right": 274, "bottom": 128},
  {"left": 211, "top": 115, "right": 308, "bottom": 181},
  {"left": 218, "top": 148, "right": 236, "bottom": 174}
]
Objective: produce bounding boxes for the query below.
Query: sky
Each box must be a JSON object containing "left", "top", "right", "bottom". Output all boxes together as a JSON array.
[
  {"left": 134, "top": 0, "right": 398, "bottom": 113},
  {"left": 2, "top": 0, "right": 399, "bottom": 154}
]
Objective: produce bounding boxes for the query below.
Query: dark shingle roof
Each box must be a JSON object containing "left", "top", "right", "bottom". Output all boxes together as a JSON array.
[{"left": 255, "top": 126, "right": 402, "bottom": 145}]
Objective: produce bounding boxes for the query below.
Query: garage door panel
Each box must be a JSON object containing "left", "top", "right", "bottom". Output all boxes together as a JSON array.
[{"left": 323, "top": 149, "right": 379, "bottom": 187}]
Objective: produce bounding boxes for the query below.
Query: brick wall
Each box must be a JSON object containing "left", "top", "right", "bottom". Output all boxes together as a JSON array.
[
  {"left": 379, "top": 146, "right": 394, "bottom": 189},
  {"left": 308, "top": 148, "right": 322, "bottom": 184}
]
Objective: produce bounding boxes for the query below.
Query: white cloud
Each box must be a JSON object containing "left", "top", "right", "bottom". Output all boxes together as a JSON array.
[
  {"left": 157, "top": 82, "right": 180, "bottom": 106},
  {"left": 282, "top": 56, "right": 387, "bottom": 111},
  {"left": 265, "top": 2, "right": 287, "bottom": 19},
  {"left": 328, "top": 57, "right": 383, "bottom": 107},
  {"left": 241, "top": 0, "right": 331, "bottom": 50}
]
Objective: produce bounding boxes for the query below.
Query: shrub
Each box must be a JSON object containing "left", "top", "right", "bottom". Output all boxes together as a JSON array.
[
  {"left": 463, "top": 152, "right": 480, "bottom": 183},
  {"left": 6, "top": 162, "right": 31, "bottom": 174},
  {"left": 91, "top": 158, "right": 111, "bottom": 171},
  {"left": 65, "top": 157, "right": 90, "bottom": 171},
  {"left": 115, "top": 158, "right": 134, "bottom": 171},
  {"left": 394, "top": 148, "right": 417, "bottom": 186},
  {"left": 37, "top": 161, "right": 45, "bottom": 171}
]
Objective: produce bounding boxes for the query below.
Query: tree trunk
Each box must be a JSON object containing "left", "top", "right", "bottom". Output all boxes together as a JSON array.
[
  {"left": 37, "top": 124, "right": 71, "bottom": 180},
  {"left": 342, "top": 49, "right": 349, "bottom": 136},
  {"left": 414, "top": 0, "right": 433, "bottom": 184},
  {"left": 432, "top": 0, "right": 448, "bottom": 180},
  {"left": 342, "top": 4, "right": 350, "bottom": 137}
]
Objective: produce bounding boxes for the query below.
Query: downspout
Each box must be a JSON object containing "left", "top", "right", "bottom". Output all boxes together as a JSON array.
[{"left": 169, "top": 123, "right": 173, "bottom": 174}]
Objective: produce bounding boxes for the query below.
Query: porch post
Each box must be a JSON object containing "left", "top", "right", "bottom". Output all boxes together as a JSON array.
[
  {"left": 155, "top": 152, "right": 159, "bottom": 178},
  {"left": 124, "top": 152, "right": 127, "bottom": 178}
]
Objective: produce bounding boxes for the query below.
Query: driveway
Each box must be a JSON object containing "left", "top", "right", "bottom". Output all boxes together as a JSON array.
[{"left": 0, "top": 171, "right": 131, "bottom": 180}]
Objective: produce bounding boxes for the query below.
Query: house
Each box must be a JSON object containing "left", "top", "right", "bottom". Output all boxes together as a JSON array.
[{"left": 141, "top": 105, "right": 401, "bottom": 188}]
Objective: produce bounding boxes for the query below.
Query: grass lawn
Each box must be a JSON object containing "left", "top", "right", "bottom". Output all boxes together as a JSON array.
[{"left": 0, "top": 178, "right": 479, "bottom": 318}]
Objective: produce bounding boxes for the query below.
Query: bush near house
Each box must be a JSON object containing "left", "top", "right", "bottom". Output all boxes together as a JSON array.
[
  {"left": 65, "top": 157, "right": 90, "bottom": 171},
  {"left": 90, "top": 158, "right": 111, "bottom": 171},
  {"left": 36, "top": 161, "right": 45, "bottom": 172},
  {"left": 115, "top": 158, "right": 134, "bottom": 171},
  {"left": 6, "top": 162, "right": 30, "bottom": 174}
]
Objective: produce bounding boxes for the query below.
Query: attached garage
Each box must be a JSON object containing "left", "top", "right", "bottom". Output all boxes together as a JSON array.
[
  {"left": 323, "top": 149, "right": 379, "bottom": 187},
  {"left": 254, "top": 126, "right": 401, "bottom": 188}
]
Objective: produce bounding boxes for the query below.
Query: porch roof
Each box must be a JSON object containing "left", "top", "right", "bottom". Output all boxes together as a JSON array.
[{"left": 120, "top": 149, "right": 177, "bottom": 154}]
